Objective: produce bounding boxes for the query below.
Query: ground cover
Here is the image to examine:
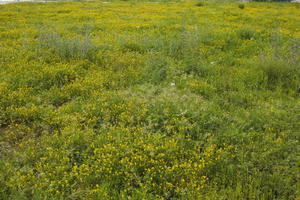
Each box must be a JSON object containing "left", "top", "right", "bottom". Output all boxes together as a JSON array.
[{"left": 0, "top": 1, "right": 299, "bottom": 199}]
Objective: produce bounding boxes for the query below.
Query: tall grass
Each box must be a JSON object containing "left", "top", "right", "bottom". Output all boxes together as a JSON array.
[{"left": 36, "top": 31, "right": 97, "bottom": 62}]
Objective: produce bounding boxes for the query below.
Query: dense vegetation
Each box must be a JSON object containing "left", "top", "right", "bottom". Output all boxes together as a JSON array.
[{"left": 0, "top": 0, "right": 299, "bottom": 199}]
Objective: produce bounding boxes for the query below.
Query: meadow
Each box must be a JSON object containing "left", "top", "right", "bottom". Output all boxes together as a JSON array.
[{"left": 0, "top": 0, "right": 299, "bottom": 199}]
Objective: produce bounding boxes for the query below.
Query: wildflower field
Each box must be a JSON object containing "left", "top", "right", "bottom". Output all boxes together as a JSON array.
[{"left": 0, "top": 0, "right": 299, "bottom": 199}]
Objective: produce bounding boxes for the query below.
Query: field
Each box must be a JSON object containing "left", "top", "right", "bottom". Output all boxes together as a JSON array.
[{"left": 0, "top": 0, "right": 299, "bottom": 199}]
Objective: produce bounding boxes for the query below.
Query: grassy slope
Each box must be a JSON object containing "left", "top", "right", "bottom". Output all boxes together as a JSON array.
[{"left": 0, "top": 1, "right": 299, "bottom": 199}]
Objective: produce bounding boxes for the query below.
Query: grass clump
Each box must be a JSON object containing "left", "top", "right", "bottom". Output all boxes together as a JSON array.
[
  {"left": 195, "top": 2, "right": 204, "bottom": 6},
  {"left": 237, "top": 27, "right": 256, "bottom": 40},
  {"left": 260, "top": 58, "right": 299, "bottom": 92},
  {"left": 37, "top": 31, "right": 97, "bottom": 62}
]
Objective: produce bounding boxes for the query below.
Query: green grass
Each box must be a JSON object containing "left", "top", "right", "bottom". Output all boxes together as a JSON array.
[{"left": 0, "top": 0, "right": 299, "bottom": 199}]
